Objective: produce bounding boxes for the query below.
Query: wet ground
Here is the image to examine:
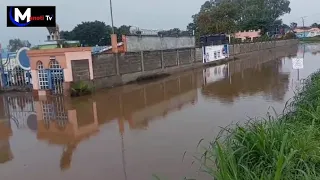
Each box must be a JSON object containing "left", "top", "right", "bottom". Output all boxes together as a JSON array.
[{"left": 0, "top": 44, "right": 319, "bottom": 180}]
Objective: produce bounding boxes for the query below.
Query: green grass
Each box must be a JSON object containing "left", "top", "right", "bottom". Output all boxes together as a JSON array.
[{"left": 200, "top": 70, "right": 320, "bottom": 180}]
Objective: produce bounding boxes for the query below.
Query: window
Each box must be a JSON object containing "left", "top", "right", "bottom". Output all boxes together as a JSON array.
[{"left": 49, "top": 59, "right": 62, "bottom": 69}]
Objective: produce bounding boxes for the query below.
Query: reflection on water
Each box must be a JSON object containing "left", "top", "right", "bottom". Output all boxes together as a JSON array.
[
  {"left": 92, "top": 71, "right": 199, "bottom": 131},
  {"left": 0, "top": 120, "right": 12, "bottom": 164},
  {"left": 35, "top": 97, "right": 99, "bottom": 171},
  {"left": 202, "top": 57, "right": 290, "bottom": 103},
  {"left": 2, "top": 44, "right": 320, "bottom": 180},
  {"left": 0, "top": 71, "right": 200, "bottom": 174}
]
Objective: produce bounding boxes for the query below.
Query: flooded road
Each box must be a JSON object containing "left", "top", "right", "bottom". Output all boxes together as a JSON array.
[{"left": 0, "top": 44, "right": 319, "bottom": 180}]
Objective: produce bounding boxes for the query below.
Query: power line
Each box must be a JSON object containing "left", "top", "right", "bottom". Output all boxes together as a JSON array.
[{"left": 285, "top": 13, "right": 320, "bottom": 25}]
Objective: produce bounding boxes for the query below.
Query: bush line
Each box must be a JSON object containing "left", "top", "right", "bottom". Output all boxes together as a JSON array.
[{"left": 201, "top": 70, "right": 320, "bottom": 180}]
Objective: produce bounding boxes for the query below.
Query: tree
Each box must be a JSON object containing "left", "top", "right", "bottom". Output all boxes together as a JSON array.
[
  {"left": 194, "top": 0, "right": 240, "bottom": 35},
  {"left": 7, "top": 39, "right": 31, "bottom": 52},
  {"left": 60, "top": 22, "right": 132, "bottom": 46},
  {"left": 290, "top": 22, "right": 298, "bottom": 30},
  {"left": 311, "top": 23, "right": 320, "bottom": 28},
  {"left": 116, "top": 25, "right": 131, "bottom": 41},
  {"left": 238, "top": 0, "right": 291, "bottom": 31},
  {"left": 190, "top": 0, "right": 291, "bottom": 36},
  {"left": 60, "top": 30, "right": 75, "bottom": 40},
  {"left": 187, "top": 22, "right": 196, "bottom": 34},
  {"left": 70, "top": 21, "right": 112, "bottom": 46},
  {"left": 158, "top": 28, "right": 192, "bottom": 37}
]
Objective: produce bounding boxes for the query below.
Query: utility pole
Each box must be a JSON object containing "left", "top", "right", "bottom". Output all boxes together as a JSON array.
[
  {"left": 301, "top": 16, "right": 307, "bottom": 40},
  {"left": 109, "top": 0, "right": 118, "bottom": 53},
  {"left": 109, "top": 0, "right": 115, "bottom": 34}
]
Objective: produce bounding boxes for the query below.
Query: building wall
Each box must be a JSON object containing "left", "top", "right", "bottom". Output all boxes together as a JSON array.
[
  {"left": 92, "top": 54, "right": 117, "bottom": 78},
  {"left": 228, "top": 40, "right": 293, "bottom": 56},
  {"left": 234, "top": 30, "right": 261, "bottom": 41},
  {"left": 26, "top": 40, "right": 298, "bottom": 96},
  {"left": 64, "top": 51, "right": 93, "bottom": 82},
  {"left": 90, "top": 39, "right": 298, "bottom": 90},
  {"left": 27, "top": 48, "right": 92, "bottom": 93},
  {"left": 126, "top": 35, "right": 196, "bottom": 52},
  {"left": 71, "top": 60, "right": 90, "bottom": 81}
]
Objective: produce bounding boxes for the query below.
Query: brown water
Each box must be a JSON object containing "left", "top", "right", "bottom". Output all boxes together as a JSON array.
[{"left": 0, "top": 44, "right": 319, "bottom": 180}]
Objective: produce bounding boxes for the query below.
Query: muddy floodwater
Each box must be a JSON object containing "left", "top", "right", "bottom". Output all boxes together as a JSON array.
[{"left": 0, "top": 44, "right": 319, "bottom": 180}]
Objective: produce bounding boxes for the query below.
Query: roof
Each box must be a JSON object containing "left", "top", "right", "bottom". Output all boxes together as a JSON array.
[
  {"left": 40, "top": 40, "right": 80, "bottom": 45},
  {"left": 1, "top": 49, "right": 16, "bottom": 59},
  {"left": 91, "top": 42, "right": 124, "bottom": 54}
]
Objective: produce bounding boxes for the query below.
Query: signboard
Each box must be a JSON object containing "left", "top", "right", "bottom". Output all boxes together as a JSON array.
[
  {"left": 16, "top": 47, "right": 30, "bottom": 70},
  {"left": 203, "top": 44, "right": 229, "bottom": 63},
  {"left": 292, "top": 58, "right": 304, "bottom": 69},
  {"left": 7, "top": 6, "right": 56, "bottom": 27}
]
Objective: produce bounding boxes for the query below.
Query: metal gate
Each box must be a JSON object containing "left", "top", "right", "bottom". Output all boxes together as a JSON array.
[
  {"left": 1, "top": 53, "right": 32, "bottom": 89},
  {"left": 49, "top": 69, "right": 64, "bottom": 95},
  {"left": 48, "top": 60, "right": 64, "bottom": 95}
]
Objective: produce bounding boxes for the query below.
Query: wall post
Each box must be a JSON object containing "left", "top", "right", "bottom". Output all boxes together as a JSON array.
[
  {"left": 111, "top": 34, "right": 118, "bottom": 53},
  {"left": 177, "top": 49, "right": 180, "bottom": 67},
  {"left": 161, "top": 50, "right": 164, "bottom": 69},
  {"left": 115, "top": 54, "right": 120, "bottom": 75},
  {"left": 141, "top": 51, "right": 145, "bottom": 72},
  {"left": 193, "top": 48, "right": 196, "bottom": 63},
  {"left": 190, "top": 49, "right": 193, "bottom": 64}
]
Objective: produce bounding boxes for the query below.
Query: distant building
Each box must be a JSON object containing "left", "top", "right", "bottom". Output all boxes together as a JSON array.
[
  {"left": 91, "top": 42, "right": 125, "bottom": 54},
  {"left": 36, "top": 40, "right": 80, "bottom": 50},
  {"left": 200, "top": 34, "right": 229, "bottom": 46},
  {"left": 1, "top": 48, "right": 17, "bottom": 65},
  {"left": 234, "top": 30, "right": 261, "bottom": 41},
  {"left": 294, "top": 27, "right": 320, "bottom": 38}
]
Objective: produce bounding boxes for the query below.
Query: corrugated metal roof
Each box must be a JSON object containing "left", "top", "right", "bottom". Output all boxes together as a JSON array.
[{"left": 91, "top": 42, "right": 124, "bottom": 54}]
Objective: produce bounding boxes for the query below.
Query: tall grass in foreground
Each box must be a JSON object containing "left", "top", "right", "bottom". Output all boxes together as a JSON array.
[{"left": 201, "top": 70, "right": 320, "bottom": 180}]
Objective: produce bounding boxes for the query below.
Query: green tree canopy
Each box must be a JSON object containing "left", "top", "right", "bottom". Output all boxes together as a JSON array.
[
  {"left": 72, "top": 21, "right": 112, "bottom": 46},
  {"left": 191, "top": 0, "right": 291, "bottom": 36},
  {"left": 290, "top": 22, "right": 298, "bottom": 30},
  {"left": 7, "top": 39, "right": 31, "bottom": 52},
  {"left": 158, "top": 28, "right": 191, "bottom": 36},
  {"left": 311, "top": 23, "right": 320, "bottom": 28},
  {"left": 60, "top": 21, "right": 131, "bottom": 46}
]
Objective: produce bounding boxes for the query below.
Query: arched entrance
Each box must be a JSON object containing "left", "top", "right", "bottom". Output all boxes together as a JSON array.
[{"left": 49, "top": 59, "right": 64, "bottom": 95}]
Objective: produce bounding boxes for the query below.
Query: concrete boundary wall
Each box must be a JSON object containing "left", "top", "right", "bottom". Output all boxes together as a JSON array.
[
  {"left": 87, "top": 39, "right": 299, "bottom": 90},
  {"left": 126, "top": 35, "right": 196, "bottom": 52}
]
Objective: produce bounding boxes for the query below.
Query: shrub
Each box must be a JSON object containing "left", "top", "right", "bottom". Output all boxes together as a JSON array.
[
  {"left": 200, "top": 70, "right": 320, "bottom": 180},
  {"left": 70, "top": 81, "right": 93, "bottom": 97},
  {"left": 283, "top": 32, "right": 297, "bottom": 39}
]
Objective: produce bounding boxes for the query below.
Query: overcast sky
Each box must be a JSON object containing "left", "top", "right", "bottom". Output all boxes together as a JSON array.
[{"left": 0, "top": 0, "right": 319, "bottom": 47}]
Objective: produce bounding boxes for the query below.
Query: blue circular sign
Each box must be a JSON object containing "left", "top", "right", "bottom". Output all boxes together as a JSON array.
[{"left": 16, "top": 47, "right": 31, "bottom": 70}]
